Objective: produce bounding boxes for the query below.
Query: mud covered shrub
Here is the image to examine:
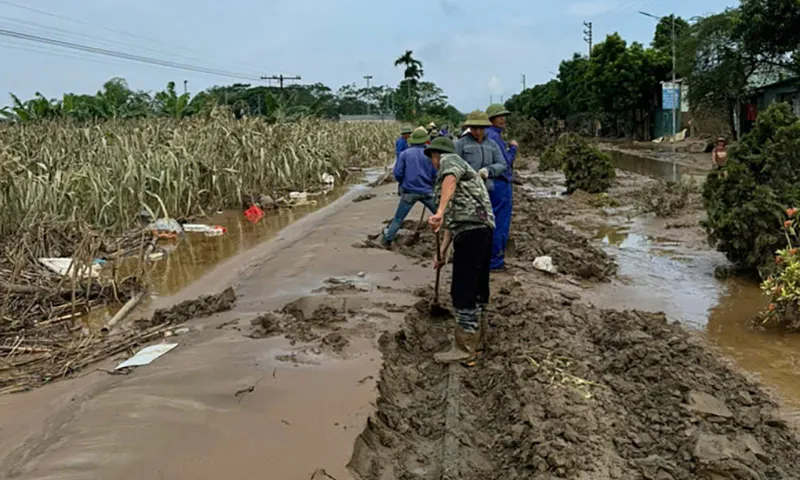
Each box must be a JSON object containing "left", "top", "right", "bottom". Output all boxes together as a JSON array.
[
  {"left": 538, "top": 143, "right": 564, "bottom": 171},
  {"left": 561, "top": 135, "right": 615, "bottom": 194},
  {"left": 702, "top": 103, "right": 800, "bottom": 274},
  {"left": 636, "top": 179, "right": 698, "bottom": 217},
  {"left": 761, "top": 208, "right": 800, "bottom": 330},
  {"left": 506, "top": 115, "right": 547, "bottom": 153}
]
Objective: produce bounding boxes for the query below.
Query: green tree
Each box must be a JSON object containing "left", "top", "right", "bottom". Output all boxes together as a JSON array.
[
  {"left": 394, "top": 50, "right": 424, "bottom": 81},
  {"left": 154, "top": 81, "right": 191, "bottom": 118},
  {"left": 652, "top": 15, "right": 690, "bottom": 54},
  {"left": 738, "top": 0, "right": 800, "bottom": 63}
]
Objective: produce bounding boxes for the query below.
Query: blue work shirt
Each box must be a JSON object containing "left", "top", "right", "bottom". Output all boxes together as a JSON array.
[
  {"left": 393, "top": 145, "right": 437, "bottom": 195},
  {"left": 395, "top": 136, "right": 409, "bottom": 160},
  {"left": 486, "top": 126, "right": 517, "bottom": 182}
]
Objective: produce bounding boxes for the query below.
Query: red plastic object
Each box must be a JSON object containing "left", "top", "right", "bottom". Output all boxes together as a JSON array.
[{"left": 244, "top": 204, "right": 264, "bottom": 224}]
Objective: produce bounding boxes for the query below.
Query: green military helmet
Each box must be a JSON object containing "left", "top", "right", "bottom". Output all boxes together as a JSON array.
[
  {"left": 408, "top": 127, "right": 429, "bottom": 145},
  {"left": 486, "top": 103, "right": 511, "bottom": 119},
  {"left": 424, "top": 136, "right": 456, "bottom": 157},
  {"left": 461, "top": 110, "right": 493, "bottom": 128},
  {"left": 400, "top": 126, "right": 413, "bottom": 135}
]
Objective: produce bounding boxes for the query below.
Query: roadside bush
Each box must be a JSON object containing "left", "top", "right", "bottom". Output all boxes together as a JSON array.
[
  {"left": 760, "top": 207, "right": 800, "bottom": 330},
  {"left": 507, "top": 116, "right": 547, "bottom": 153},
  {"left": 636, "top": 179, "right": 698, "bottom": 217},
  {"left": 702, "top": 103, "right": 800, "bottom": 274},
  {"left": 538, "top": 143, "right": 564, "bottom": 171},
  {"left": 561, "top": 135, "right": 615, "bottom": 194}
]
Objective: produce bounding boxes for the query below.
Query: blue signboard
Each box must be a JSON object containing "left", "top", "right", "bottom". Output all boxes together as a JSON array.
[{"left": 662, "top": 84, "right": 679, "bottom": 110}]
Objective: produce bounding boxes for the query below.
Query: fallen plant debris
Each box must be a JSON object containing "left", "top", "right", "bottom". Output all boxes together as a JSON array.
[
  {"left": 349, "top": 283, "right": 800, "bottom": 479},
  {"left": 353, "top": 193, "right": 377, "bottom": 203},
  {"left": 0, "top": 286, "right": 236, "bottom": 395}
]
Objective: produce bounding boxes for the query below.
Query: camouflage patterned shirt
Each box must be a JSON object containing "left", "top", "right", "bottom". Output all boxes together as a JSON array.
[{"left": 435, "top": 153, "right": 495, "bottom": 235}]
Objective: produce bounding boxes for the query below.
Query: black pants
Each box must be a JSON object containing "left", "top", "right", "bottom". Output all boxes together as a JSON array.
[{"left": 451, "top": 227, "right": 492, "bottom": 312}]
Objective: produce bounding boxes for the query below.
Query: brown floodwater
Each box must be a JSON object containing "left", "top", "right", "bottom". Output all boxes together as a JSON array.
[
  {"left": 607, "top": 149, "right": 707, "bottom": 184},
  {"left": 142, "top": 189, "right": 346, "bottom": 296},
  {"left": 585, "top": 219, "right": 800, "bottom": 418}
]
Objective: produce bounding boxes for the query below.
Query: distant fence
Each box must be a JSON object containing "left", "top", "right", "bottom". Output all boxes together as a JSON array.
[{"left": 339, "top": 114, "right": 397, "bottom": 122}]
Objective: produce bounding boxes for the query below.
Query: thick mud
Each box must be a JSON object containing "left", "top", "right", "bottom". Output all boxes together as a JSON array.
[
  {"left": 360, "top": 192, "right": 617, "bottom": 281},
  {"left": 137, "top": 287, "right": 237, "bottom": 328},
  {"left": 350, "top": 283, "right": 800, "bottom": 479}
]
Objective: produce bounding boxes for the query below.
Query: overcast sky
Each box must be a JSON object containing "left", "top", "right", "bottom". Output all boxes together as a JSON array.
[{"left": 0, "top": 0, "right": 736, "bottom": 111}]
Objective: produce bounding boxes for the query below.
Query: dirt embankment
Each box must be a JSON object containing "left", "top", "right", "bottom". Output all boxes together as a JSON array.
[{"left": 349, "top": 282, "right": 800, "bottom": 479}]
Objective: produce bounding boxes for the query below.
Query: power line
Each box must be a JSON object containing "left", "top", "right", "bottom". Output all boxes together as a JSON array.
[
  {"left": 0, "top": 27, "right": 261, "bottom": 81},
  {"left": 0, "top": 15, "right": 259, "bottom": 76},
  {"left": 0, "top": 0, "right": 263, "bottom": 76}
]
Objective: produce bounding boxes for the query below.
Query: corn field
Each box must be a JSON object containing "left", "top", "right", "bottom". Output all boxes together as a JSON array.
[{"left": 0, "top": 111, "right": 399, "bottom": 252}]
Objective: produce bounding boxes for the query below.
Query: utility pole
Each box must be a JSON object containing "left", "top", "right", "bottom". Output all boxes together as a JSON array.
[
  {"left": 583, "top": 21, "right": 593, "bottom": 57},
  {"left": 500, "top": 95, "right": 504, "bottom": 103},
  {"left": 490, "top": 95, "right": 493, "bottom": 104},
  {"left": 183, "top": 80, "right": 188, "bottom": 95},
  {"left": 640, "top": 11, "right": 679, "bottom": 180},
  {"left": 363, "top": 75, "right": 373, "bottom": 115},
  {"left": 260, "top": 74, "right": 302, "bottom": 89},
  {"left": 522, "top": 74, "right": 526, "bottom": 91}
]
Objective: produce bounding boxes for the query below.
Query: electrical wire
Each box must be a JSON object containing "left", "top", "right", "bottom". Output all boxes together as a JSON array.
[
  {"left": 0, "top": 0, "right": 264, "bottom": 76},
  {"left": 0, "top": 38, "right": 141, "bottom": 76},
  {"left": 0, "top": 15, "right": 258, "bottom": 76},
  {"left": 0, "top": 27, "right": 261, "bottom": 81}
]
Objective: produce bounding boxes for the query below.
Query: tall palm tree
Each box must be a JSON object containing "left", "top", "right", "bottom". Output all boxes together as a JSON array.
[{"left": 394, "top": 50, "right": 424, "bottom": 80}]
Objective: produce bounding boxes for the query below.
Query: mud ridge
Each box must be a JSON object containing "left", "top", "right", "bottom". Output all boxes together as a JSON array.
[
  {"left": 349, "top": 283, "right": 800, "bottom": 479},
  {"left": 358, "top": 190, "right": 617, "bottom": 281}
]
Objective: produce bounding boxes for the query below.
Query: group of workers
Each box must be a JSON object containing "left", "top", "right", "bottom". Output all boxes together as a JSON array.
[{"left": 376, "top": 105, "right": 519, "bottom": 359}]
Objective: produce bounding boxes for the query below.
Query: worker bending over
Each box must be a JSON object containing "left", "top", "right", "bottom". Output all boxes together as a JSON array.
[
  {"left": 426, "top": 136, "right": 495, "bottom": 361},
  {"left": 377, "top": 127, "right": 436, "bottom": 248}
]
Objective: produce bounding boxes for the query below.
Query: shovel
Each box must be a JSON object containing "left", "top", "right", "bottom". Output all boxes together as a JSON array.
[
  {"left": 410, "top": 208, "right": 426, "bottom": 244},
  {"left": 430, "top": 231, "right": 450, "bottom": 318}
]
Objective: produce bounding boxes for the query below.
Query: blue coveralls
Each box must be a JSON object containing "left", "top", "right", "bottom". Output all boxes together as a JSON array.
[{"left": 486, "top": 126, "right": 517, "bottom": 270}]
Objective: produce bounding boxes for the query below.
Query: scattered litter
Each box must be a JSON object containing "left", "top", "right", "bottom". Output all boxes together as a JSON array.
[
  {"left": 322, "top": 173, "right": 335, "bottom": 185},
  {"left": 203, "top": 226, "right": 227, "bottom": 237},
  {"left": 182, "top": 223, "right": 213, "bottom": 233},
  {"left": 244, "top": 204, "right": 264, "bottom": 224},
  {"left": 182, "top": 224, "right": 227, "bottom": 237},
  {"left": 289, "top": 191, "right": 308, "bottom": 201},
  {"left": 357, "top": 271, "right": 366, "bottom": 278},
  {"left": 147, "top": 218, "right": 183, "bottom": 234},
  {"left": 39, "top": 258, "right": 102, "bottom": 278},
  {"left": 147, "top": 252, "right": 165, "bottom": 261},
  {"left": 173, "top": 327, "right": 191, "bottom": 336},
  {"left": 115, "top": 343, "right": 178, "bottom": 370},
  {"left": 533, "top": 255, "right": 557, "bottom": 274}
]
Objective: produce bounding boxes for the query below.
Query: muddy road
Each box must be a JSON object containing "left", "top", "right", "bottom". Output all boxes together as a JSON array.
[{"left": 1, "top": 160, "right": 800, "bottom": 479}]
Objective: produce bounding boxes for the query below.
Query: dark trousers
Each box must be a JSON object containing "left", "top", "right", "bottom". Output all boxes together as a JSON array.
[{"left": 451, "top": 227, "right": 492, "bottom": 331}]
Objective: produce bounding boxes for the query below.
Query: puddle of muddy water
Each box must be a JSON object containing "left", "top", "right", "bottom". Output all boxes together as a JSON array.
[
  {"left": 140, "top": 189, "right": 346, "bottom": 296},
  {"left": 706, "top": 279, "right": 800, "bottom": 416},
  {"left": 584, "top": 219, "right": 800, "bottom": 418},
  {"left": 607, "top": 149, "right": 706, "bottom": 184}
]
